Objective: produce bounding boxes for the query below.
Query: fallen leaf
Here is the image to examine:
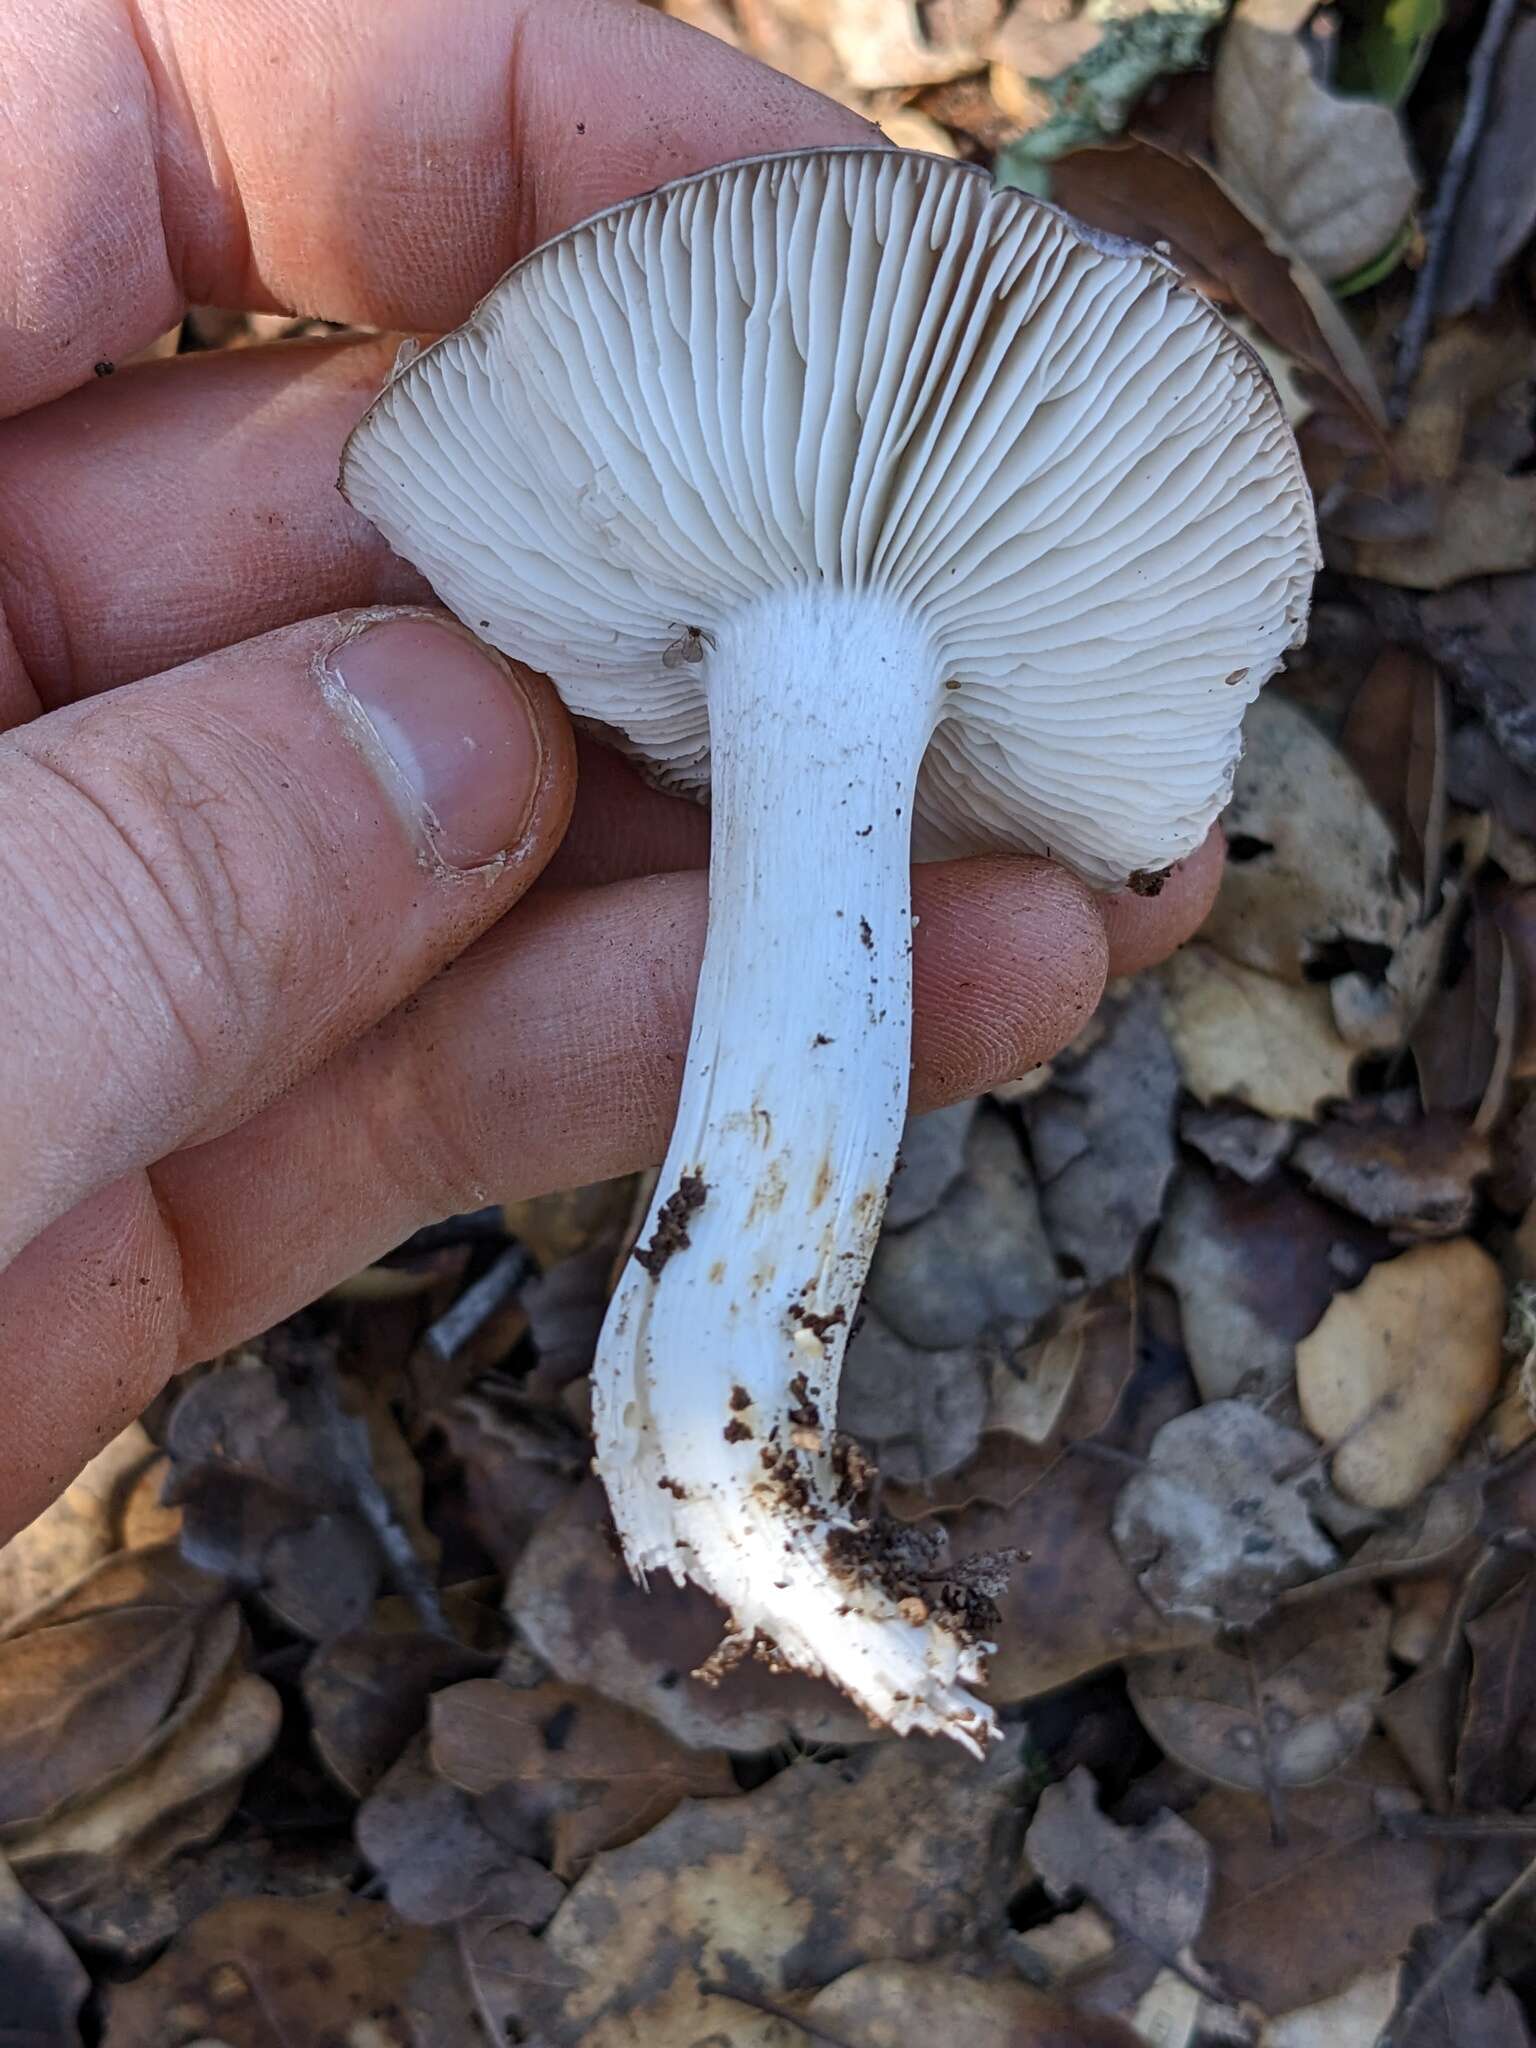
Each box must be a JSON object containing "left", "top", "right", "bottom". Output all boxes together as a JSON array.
[
  {"left": 1049, "top": 137, "right": 1387, "bottom": 436},
  {"left": 1340, "top": 646, "right": 1447, "bottom": 905},
  {"left": 99, "top": 1892, "right": 439, "bottom": 2048},
  {"left": 435, "top": 1382, "right": 588, "bottom": 1572},
  {"left": 1179, "top": 1104, "right": 1296, "bottom": 1183},
  {"left": 428, "top": 1678, "right": 736, "bottom": 1880},
  {"left": 1388, "top": 1919, "right": 1535, "bottom": 2048},
  {"left": 1440, "top": 15, "right": 1536, "bottom": 318},
  {"left": 887, "top": 1101, "right": 974, "bottom": 1231},
  {"left": 0, "top": 1852, "right": 88, "bottom": 2047},
  {"left": 1024, "top": 980, "right": 1180, "bottom": 1286},
  {"left": 1149, "top": 1163, "right": 1384, "bottom": 1403},
  {"left": 8, "top": 1665, "right": 281, "bottom": 1912},
  {"left": 0, "top": 1544, "right": 227, "bottom": 1829},
  {"left": 356, "top": 1733, "right": 565, "bottom": 1929},
  {"left": 839, "top": 1307, "right": 987, "bottom": 1488},
  {"left": 1112, "top": 1402, "right": 1340, "bottom": 1626},
  {"left": 864, "top": 1104, "right": 1060, "bottom": 1347},
  {"left": 1192, "top": 1740, "right": 1441, "bottom": 2012},
  {"left": 510, "top": 1481, "right": 871, "bottom": 1752},
  {"left": 1456, "top": 1569, "right": 1536, "bottom": 1812},
  {"left": 1409, "top": 888, "right": 1517, "bottom": 1126},
  {"left": 1213, "top": 6, "right": 1418, "bottom": 283},
  {"left": 1261, "top": 1966, "right": 1402, "bottom": 2046},
  {"left": 1204, "top": 692, "right": 1417, "bottom": 987},
  {"left": 519, "top": 1734, "right": 1029, "bottom": 2045},
  {"left": 1128, "top": 1588, "right": 1391, "bottom": 1793},
  {"left": 0, "top": 1423, "right": 158, "bottom": 1626},
  {"left": 303, "top": 1608, "right": 499, "bottom": 1799},
  {"left": 828, "top": 0, "right": 995, "bottom": 87},
  {"left": 805, "top": 1958, "right": 1144, "bottom": 2046},
  {"left": 1403, "top": 572, "right": 1536, "bottom": 782},
  {"left": 1354, "top": 472, "right": 1536, "bottom": 590},
  {"left": 1026, "top": 1766, "right": 1217, "bottom": 2005},
  {"left": 1296, "top": 1239, "right": 1505, "bottom": 1508},
  {"left": 1291, "top": 1110, "right": 1490, "bottom": 1237},
  {"left": 1160, "top": 947, "right": 1356, "bottom": 1121}
]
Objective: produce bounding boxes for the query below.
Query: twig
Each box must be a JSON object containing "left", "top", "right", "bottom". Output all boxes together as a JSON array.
[
  {"left": 1383, "top": 1812, "right": 1536, "bottom": 1840},
  {"left": 698, "top": 1980, "right": 859, "bottom": 2046},
  {"left": 1380, "top": 1850, "right": 1536, "bottom": 2046},
  {"left": 420, "top": 1243, "right": 535, "bottom": 1364},
  {"left": 1391, "top": 0, "right": 1523, "bottom": 418},
  {"left": 306, "top": 1353, "right": 450, "bottom": 1635}
]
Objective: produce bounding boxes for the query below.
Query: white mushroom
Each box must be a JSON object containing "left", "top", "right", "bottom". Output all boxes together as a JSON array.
[{"left": 341, "top": 147, "right": 1318, "bottom": 1752}]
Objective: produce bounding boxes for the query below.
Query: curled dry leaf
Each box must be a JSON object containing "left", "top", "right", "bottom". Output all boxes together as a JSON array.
[
  {"left": 1025, "top": 1766, "right": 1217, "bottom": 2004},
  {"left": 99, "top": 1891, "right": 439, "bottom": 2048},
  {"left": 508, "top": 1480, "right": 870, "bottom": 1751},
  {"left": 1048, "top": 138, "right": 1386, "bottom": 438},
  {"left": 1213, "top": 5, "right": 1418, "bottom": 284},
  {"left": 1112, "top": 1403, "right": 1340, "bottom": 1627},
  {"left": 1023, "top": 980, "right": 1181, "bottom": 1287},
  {"left": 0, "top": 1544, "right": 228, "bottom": 1831},
  {"left": 517, "top": 1735, "right": 1029, "bottom": 2046},
  {"left": 1455, "top": 1568, "right": 1536, "bottom": 1812},
  {"left": 1159, "top": 948, "right": 1356, "bottom": 1122},
  {"left": 1339, "top": 646, "right": 1447, "bottom": 906},
  {"left": 428, "top": 1677, "right": 737, "bottom": 1881},
  {"left": 1128, "top": 1587, "right": 1392, "bottom": 1794},
  {"left": 1296, "top": 1239, "right": 1506, "bottom": 1509}
]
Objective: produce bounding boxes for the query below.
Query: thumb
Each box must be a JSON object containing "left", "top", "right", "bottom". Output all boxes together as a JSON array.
[{"left": 0, "top": 607, "right": 574, "bottom": 1264}]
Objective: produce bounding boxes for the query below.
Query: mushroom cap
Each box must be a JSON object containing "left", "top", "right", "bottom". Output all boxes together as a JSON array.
[{"left": 342, "top": 147, "right": 1318, "bottom": 889}]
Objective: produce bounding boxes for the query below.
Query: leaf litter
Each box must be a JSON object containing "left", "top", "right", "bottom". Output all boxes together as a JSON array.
[{"left": 12, "top": 1, "right": 1536, "bottom": 2039}]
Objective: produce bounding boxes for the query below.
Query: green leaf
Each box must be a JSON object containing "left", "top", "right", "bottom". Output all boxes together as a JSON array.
[{"left": 1335, "top": 0, "right": 1443, "bottom": 105}]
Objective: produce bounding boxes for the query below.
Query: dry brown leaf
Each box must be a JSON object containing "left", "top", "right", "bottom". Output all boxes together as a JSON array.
[
  {"left": 1192, "top": 1741, "right": 1441, "bottom": 2012},
  {"left": 1340, "top": 647, "right": 1447, "bottom": 906},
  {"left": 806, "top": 1959, "right": 1144, "bottom": 2046},
  {"left": 1410, "top": 888, "right": 1517, "bottom": 1126},
  {"left": 838, "top": 1308, "right": 987, "bottom": 1488},
  {"left": 518, "top": 1734, "right": 1029, "bottom": 2046},
  {"left": 1026, "top": 1767, "right": 1217, "bottom": 2005},
  {"left": 1049, "top": 137, "right": 1386, "bottom": 437},
  {"left": 302, "top": 1607, "right": 499, "bottom": 1800},
  {"left": 1455, "top": 1569, "right": 1536, "bottom": 1812},
  {"left": 0, "top": 1851, "right": 88, "bottom": 2046},
  {"left": 1204, "top": 693, "right": 1417, "bottom": 986},
  {"left": 0, "top": 1424, "right": 158, "bottom": 1626},
  {"left": 0, "top": 1545, "right": 227, "bottom": 1831},
  {"left": 509, "top": 1480, "right": 870, "bottom": 1750},
  {"left": 99, "top": 1891, "right": 440, "bottom": 2047},
  {"left": 429, "top": 1678, "right": 736, "bottom": 1880},
  {"left": 1150, "top": 1165, "right": 1384, "bottom": 1402},
  {"left": 828, "top": 0, "right": 997, "bottom": 87},
  {"left": 1261, "top": 1968, "right": 1401, "bottom": 2048},
  {"left": 1160, "top": 947, "right": 1356, "bottom": 1121},
  {"left": 1179, "top": 1103, "right": 1296, "bottom": 1183},
  {"left": 1112, "top": 1403, "right": 1339, "bottom": 1626},
  {"left": 1297, "top": 1239, "right": 1506, "bottom": 1509},
  {"left": 1128, "top": 1588, "right": 1391, "bottom": 1793},
  {"left": 1388, "top": 1921, "right": 1535, "bottom": 2048},
  {"left": 1213, "top": 8, "right": 1417, "bottom": 283},
  {"left": 8, "top": 1665, "right": 281, "bottom": 1911},
  {"left": 1354, "top": 472, "right": 1536, "bottom": 591},
  {"left": 1291, "top": 1111, "right": 1490, "bottom": 1238},
  {"left": 356, "top": 1733, "right": 565, "bottom": 1930}
]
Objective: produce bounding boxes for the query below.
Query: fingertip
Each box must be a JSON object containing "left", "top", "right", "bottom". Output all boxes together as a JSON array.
[
  {"left": 910, "top": 856, "right": 1109, "bottom": 1109},
  {"left": 1100, "top": 826, "right": 1226, "bottom": 980}
]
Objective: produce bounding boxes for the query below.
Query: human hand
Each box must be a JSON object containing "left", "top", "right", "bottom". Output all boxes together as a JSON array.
[{"left": 0, "top": 0, "right": 1221, "bottom": 1542}]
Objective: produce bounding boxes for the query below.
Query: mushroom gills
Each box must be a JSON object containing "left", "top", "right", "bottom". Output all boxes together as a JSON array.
[{"left": 592, "top": 586, "right": 996, "bottom": 1749}]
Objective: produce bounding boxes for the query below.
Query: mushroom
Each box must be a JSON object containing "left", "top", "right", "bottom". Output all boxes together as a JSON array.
[{"left": 341, "top": 147, "right": 1318, "bottom": 1751}]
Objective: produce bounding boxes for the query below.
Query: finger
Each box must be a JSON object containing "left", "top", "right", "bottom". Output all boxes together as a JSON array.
[
  {"left": 2, "top": 0, "right": 875, "bottom": 415},
  {"left": 1098, "top": 825, "right": 1226, "bottom": 977},
  {"left": 0, "top": 609, "right": 575, "bottom": 1265},
  {"left": 0, "top": 857, "right": 1108, "bottom": 1537}
]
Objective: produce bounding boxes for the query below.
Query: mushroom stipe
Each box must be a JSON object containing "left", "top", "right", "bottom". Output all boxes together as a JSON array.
[{"left": 341, "top": 146, "right": 1319, "bottom": 1750}]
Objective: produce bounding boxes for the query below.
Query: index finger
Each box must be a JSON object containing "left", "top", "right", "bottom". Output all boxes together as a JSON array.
[{"left": 1, "top": 0, "right": 876, "bottom": 416}]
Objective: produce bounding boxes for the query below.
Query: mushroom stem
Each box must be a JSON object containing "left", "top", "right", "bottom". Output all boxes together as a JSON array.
[{"left": 592, "top": 589, "right": 997, "bottom": 1752}]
